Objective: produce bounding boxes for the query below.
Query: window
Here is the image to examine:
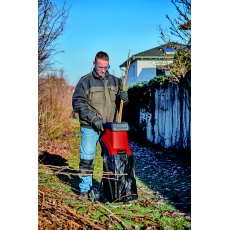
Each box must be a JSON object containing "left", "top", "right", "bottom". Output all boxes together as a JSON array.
[{"left": 162, "top": 47, "right": 175, "bottom": 54}]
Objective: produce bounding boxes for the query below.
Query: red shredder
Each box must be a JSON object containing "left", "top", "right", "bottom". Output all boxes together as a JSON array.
[
  {"left": 100, "top": 122, "right": 132, "bottom": 156},
  {"left": 99, "top": 122, "right": 138, "bottom": 203}
]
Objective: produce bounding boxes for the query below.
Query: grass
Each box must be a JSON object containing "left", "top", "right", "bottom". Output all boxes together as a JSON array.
[{"left": 38, "top": 119, "right": 191, "bottom": 229}]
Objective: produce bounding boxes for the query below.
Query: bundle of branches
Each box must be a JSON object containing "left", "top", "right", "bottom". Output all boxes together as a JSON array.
[
  {"left": 38, "top": 185, "right": 106, "bottom": 229},
  {"left": 38, "top": 169, "right": 191, "bottom": 230},
  {"left": 38, "top": 183, "right": 132, "bottom": 229}
]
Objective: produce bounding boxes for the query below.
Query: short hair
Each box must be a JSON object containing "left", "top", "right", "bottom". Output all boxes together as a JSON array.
[{"left": 95, "top": 51, "right": 109, "bottom": 62}]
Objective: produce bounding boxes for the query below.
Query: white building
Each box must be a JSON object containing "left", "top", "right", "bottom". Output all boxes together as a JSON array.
[{"left": 120, "top": 42, "right": 186, "bottom": 87}]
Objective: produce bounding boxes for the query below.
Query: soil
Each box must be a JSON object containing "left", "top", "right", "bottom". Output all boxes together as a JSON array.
[{"left": 130, "top": 140, "right": 191, "bottom": 215}]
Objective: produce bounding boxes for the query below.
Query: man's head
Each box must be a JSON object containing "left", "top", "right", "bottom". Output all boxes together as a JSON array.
[{"left": 93, "top": 51, "right": 110, "bottom": 78}]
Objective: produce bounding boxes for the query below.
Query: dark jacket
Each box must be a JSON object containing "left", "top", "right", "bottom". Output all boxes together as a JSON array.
[{"left": 72, "top": 70, "right": 123, "bottom": 128}]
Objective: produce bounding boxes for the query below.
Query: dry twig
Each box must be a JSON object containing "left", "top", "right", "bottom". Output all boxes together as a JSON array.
[{"left": 95, "top": 201, "right": 132, "bottom": 230}]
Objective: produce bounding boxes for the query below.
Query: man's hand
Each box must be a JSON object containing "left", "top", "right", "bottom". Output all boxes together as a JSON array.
[
  {"left": 119, "top": 91, "right": 128, "bottom": 101},
  {"left": 92, "top": 117, "right": 104, "bottom": 132}
]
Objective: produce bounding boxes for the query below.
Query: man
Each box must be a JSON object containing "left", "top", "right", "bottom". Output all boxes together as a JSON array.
[{"left": 72, "top": 51, "right": 128, "bottom": 200}]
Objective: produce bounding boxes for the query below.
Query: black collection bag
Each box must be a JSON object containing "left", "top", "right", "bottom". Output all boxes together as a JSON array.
[{"left": 102, "top": 153, "right": 138, "bottom": 202}]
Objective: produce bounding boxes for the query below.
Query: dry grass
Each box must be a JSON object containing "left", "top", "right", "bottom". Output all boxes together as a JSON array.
[{"left": 38, "top": 74, "right": 73, "bottom": 145}]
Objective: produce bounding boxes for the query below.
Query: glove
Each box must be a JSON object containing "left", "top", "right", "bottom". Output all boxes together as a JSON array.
[
  {"left": 119, "top": 91, "right": 128, "bottom": 101},
  {"left": 92, "top": 117, "right": 104, "bottom": 132}
]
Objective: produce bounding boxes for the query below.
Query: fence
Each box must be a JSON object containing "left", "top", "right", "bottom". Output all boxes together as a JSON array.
[{"left": 124, "top": 73, "right": 191, "bottom": 151}]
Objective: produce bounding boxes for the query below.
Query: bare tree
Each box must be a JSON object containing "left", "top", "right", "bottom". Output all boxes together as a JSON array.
[
  {"left": 157, "top": 0, "right": 191, "bottom": 84},
  {"left": 38, "top": 0, "right": 69, "bottom": 75},
  {"left": 158, "top": 0, "right": 191, "bottom": 45}
]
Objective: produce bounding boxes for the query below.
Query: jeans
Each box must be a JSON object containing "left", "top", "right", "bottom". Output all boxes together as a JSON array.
[{"left": 79, "top": 127, "right": 100, "bottom": 192}]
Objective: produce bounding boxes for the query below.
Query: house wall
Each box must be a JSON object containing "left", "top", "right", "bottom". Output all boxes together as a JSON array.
[
  {"left": 126, "top": 62, "right": 137, "bottom": 87},
  {"left": 126, "top": 59, "right": 174, "bottom": 87}
]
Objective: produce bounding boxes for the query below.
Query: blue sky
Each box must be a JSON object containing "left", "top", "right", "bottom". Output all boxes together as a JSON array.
[{"left": 53, "top": 0, "right": 180, "bottom": 85}]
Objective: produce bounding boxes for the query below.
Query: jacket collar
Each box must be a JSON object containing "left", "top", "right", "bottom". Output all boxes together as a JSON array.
[{"left": 92, "top": 69, "right": 110, "bottom": 79}]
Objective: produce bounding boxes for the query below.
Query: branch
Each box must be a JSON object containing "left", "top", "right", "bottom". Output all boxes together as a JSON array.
[{"left": 95, "top": 201, "right": 132, "bottom": 230}]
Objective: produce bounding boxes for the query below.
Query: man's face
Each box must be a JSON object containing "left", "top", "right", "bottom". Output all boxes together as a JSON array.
[{"left": 94, "top": 58, "right": 109, "bottom": 78}]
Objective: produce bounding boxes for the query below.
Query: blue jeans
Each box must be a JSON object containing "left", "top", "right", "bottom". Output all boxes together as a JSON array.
[{"left": 79, "top": 127, "right": 100, "bottom": 192}]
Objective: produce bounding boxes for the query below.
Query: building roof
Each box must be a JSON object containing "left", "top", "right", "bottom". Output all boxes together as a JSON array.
[{"left": 119, "top": 42, "right": 186, "bottom": 68}]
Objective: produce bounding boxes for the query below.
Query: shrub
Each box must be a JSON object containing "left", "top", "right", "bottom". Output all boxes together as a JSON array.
[
  {"left": 38, "top": 74, "right": 73, "bottom": 144},
  {"left": 169, "top": 48, "right": 191, "bottom": 83}
]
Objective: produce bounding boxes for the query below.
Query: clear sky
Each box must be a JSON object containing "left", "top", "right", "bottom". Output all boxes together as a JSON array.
[{"left": 53, "top": 0, "right": 180, "bottom": 85}]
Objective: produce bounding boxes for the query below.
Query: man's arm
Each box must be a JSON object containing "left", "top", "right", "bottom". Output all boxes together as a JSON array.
[
  {"left": 72, "top": 81, "right": 97, "bottom": 124},
  {"left": 117, "top": 78, "right": 129, "bottom": 104}
]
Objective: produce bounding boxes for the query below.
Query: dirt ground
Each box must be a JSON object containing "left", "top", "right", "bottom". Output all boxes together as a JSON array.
[{"left": 130, "top": 140, "right": 191, "bottom": 215}]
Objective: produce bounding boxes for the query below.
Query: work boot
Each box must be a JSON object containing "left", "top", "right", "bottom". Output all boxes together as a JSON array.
[
  {"left": 79, "top": 191, "right": 89, "bottom": 201},
  {"left": 89, "top": 189, "right": 101, "bottom": 202}
]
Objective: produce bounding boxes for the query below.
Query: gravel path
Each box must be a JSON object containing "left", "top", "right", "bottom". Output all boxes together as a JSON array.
[{"left": 130, "top": 140, "right": 191, "bottom": 215}]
